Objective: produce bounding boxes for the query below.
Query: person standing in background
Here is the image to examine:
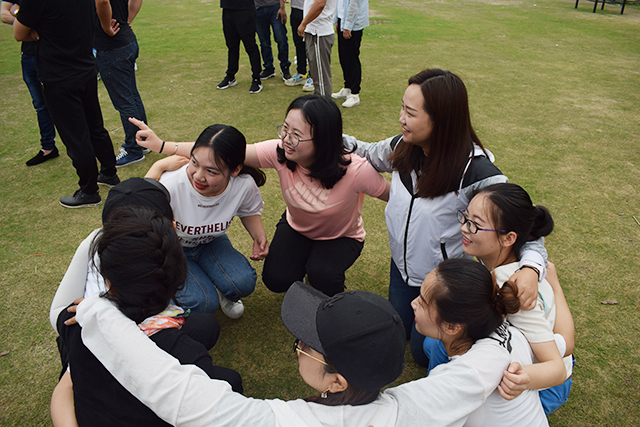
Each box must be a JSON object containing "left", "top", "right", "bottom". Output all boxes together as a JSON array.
[
  {"left": 1, "top": 0, "right": 59, "bottom": 167},
  {"left": 284, "top": 0, "right": 308, "bottom": 87},
  {"left": 217, "top": 0, "right": 263, "bottom": 94},
  {"left": 14, "top": 0, "right": 119, "bottom": 208},
  {"left": 95, "top": 0, "right": 148, "bottom": 169},
  {"left": 331, "top": 0, "right": 368, "bottom": 108},
  {"left": 255, "top": 0, "right": 291, "bottom": 82},
  {"left": 298, "top": 0, "right": 337, "bottom": 97}
]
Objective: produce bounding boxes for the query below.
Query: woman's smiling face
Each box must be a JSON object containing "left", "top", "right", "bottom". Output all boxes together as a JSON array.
[
  {"left": 280, "top": 109, "right": 316, "bottom": 168},
  {"left": 461, "top": 193, "right": 504, "bottom": 265},
  {"left": 186, "top": 147, "right": 233, "bottom": 197},
  {"left": 399, "top": 83, "right": 433, "bottom": 151}
]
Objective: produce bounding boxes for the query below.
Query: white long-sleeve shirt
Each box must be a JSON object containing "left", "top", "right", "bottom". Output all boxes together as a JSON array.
[{"left": 77, "top": 295, "right": 513, "bottom": 427}]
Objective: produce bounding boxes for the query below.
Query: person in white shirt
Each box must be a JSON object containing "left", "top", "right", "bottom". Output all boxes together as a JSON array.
[
  {"left": 140, "top": 121, "right": 268, "bottom": 318},
  {"left": 76, "top": 275, "right": 527, "bottom": 426},
  {"left": 412, "top": 258, "right": 550, "bottom": 426},
  {"left": 458, "top": 182, "right": 574, "bottom": 414},
  {"left": 297, "top": 0, "right": 337, "bottom": 96},
  {"left": 331, "top": 0, "right": 369, "bottom": 107}
]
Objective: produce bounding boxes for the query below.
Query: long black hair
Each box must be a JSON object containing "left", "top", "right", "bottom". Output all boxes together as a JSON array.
[
  {"left": 92, "top": 206, "right": 187, "bottom": 323},
  {"left": 389, "top": 69, "right": 486, "bottom": 198},
  {"left": 193, "top": 124, "right": 266, "bottom": 187},
  {"left": 276, "top": 95, "right": 354, "bottom": 189}
]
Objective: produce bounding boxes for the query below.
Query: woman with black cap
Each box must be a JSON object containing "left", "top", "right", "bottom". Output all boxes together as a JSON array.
[{"left": 73, "top": 279, "right": 519, "bottom": 426}]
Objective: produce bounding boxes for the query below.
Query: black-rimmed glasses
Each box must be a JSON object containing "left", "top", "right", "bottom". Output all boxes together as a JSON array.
[
  {"left": 277, "top": 125, "right": 313, "bottom": 148},
  {"left": 457, "top": 209, "right": 505, "bottom": 234}
]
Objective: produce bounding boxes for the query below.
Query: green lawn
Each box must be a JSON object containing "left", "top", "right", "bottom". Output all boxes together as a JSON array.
[{"left": 1, "top": 0, "right": 639, "bottom": 425}]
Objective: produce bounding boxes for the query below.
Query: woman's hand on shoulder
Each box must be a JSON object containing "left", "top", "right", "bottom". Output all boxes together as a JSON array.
[
  {"left": 63, "top": 297, "right": 85, "bottom": 326},
  {"left": 510, "top": 268, "right": 539, "bottom": 311}
]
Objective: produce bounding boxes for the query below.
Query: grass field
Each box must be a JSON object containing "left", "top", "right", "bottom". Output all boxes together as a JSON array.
[{"left": 1, "top": 0, "right": 639, "bottom": 425}]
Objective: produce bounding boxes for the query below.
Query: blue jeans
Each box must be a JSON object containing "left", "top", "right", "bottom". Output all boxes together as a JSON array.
[
  {"left": 21, "top": 54, "right": 56, "bottom": 151},
  {"left": 255, "top": 5, "right": 290, "bottom": 72},
  {"left": 177, "top": 234, "right": 256, "bottom": 314},
  {"left": 389, "top": 258, "right": 430, "bottom": 366},
  {"left": 95, "top": 40, "right": 147, "bottom": 155}
]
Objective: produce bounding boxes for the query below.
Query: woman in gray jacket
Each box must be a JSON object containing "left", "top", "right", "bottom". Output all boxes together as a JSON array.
[{"left": 342, "top": 69, "right": 547, "bottom": 366}]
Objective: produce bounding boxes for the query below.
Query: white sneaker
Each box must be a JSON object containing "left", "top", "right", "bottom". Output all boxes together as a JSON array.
[
  {"left": 302, "top": 77, "right": 314, "bottom": 92},
  {"left": 342, "top": 94, "right": 360, "bottom": 108},
  {"left": 332, "top": 87, "right": 351, "bottom": 100},
  {"left": 216, "top": 288, "right": 245, "bottom": 319}
]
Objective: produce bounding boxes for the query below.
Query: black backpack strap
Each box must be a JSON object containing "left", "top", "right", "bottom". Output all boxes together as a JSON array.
[{"left": 390, "top": 134, "right": 403, "bottom": 150}]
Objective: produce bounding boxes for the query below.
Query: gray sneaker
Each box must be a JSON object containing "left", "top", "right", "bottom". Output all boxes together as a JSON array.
[{"left": 60, "top": 190, "right": 102, "bottom": 208}]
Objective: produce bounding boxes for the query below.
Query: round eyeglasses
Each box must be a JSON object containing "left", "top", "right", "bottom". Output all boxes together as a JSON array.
[
  {"left": 277, "top": 125, "right": 313, "bottom": 148},
  {"left": 292, "top": 339, "right": 328, "bottom": 366},
  {"left": 457, "top": 209, "right": 505, "bottom": 234}
]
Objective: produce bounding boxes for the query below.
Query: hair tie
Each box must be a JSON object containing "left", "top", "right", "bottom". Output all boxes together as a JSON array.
[{"left": 159, "top": 141, "right": 165, "bottom": 154}]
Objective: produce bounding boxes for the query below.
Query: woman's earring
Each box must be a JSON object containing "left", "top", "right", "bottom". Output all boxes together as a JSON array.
[{"left": 321, "top": 388, "right": 330, "bottom": 399}]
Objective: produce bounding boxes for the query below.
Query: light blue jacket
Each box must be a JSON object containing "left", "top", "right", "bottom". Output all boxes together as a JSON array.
[{"left": 334, "top": 0, "right": 369, "bottom": 32}]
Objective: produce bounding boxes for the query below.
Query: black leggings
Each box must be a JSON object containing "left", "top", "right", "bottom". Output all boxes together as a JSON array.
[{"left": 262, "top": 212, "right": 364, "bottom": 296}]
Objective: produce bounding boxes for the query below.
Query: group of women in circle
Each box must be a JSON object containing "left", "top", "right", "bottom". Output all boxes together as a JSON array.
[{"left": 51, "top": 68, "right": 574, "bottom": 426}]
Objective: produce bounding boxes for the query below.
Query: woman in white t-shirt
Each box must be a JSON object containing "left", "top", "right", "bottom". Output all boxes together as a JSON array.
[
  {"left": 459, "top": 182, "right": 574, "bottom": 414},
  {"left": 143, "top": 123, "right": 268, "bottom": 318},
  {"left": 412, "top": 258, "right": 551, "bottom": 427}
]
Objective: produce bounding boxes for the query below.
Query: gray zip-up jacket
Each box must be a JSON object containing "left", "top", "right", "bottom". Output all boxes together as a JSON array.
[{"left": 343, "top": 134, "right": 546, "bottom": 288}]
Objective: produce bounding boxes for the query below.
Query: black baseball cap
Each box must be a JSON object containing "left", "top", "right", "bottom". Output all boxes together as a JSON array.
[
  {"left": 281, "top": 282, "right": 406, "bottom": 392},
  {"left": 102, "top": 178, "right": 173, "bottom": 223}
]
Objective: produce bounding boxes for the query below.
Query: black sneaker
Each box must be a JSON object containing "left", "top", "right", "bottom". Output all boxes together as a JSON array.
[
  {"left": 26, "top": 147, "right": 59, "bottom": 166},
  {"left": 217, "top": 76, "right": 237, "bottom": 90},
  {"left": 97, "top": 173, "right": 121, "bottom": 188},
  {"left": 60, "top": 190, "right": 102, "bottom": 208},
  {"left": 259, "top": 69, "right": 275, "bottom": 80},
  {"left": 249, "top": 79, "right": 263, "bottom": 94},
  {"left": 281, "top": 67, "right": 292, "bottom": 81}
]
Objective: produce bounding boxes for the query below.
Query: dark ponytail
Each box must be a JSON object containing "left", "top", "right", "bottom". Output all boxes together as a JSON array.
[
  {"left": 193, "top": 124, "right": 266, "bottom": 187},
  {"left": 475, "top": 183, "right": 554, "bottom": 257},
  {"left": 429, "top": 259, "right": 520, "bottom": 353},
  {"left": 92, "top": 206, "right": 187, "bottom": 323},
  {"left": 530, "top": 206, "right": 554, "bottom": 240}
]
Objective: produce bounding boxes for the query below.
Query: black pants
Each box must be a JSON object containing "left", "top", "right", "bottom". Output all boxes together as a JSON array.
[
  {"left": 262, "top": 212, "right": 364, "bottom": 296},
  {"left": 290, "top": 8, "right": 307, "bottom": 75},
  {"left": 337, "top": 18, "right": 363, "bottom": 94},
  {"left": 222, "top": 8, "right": 261, "bottom": 80},
  {"left": 43, "top": 75, "right": 116, "bottom": 195}
]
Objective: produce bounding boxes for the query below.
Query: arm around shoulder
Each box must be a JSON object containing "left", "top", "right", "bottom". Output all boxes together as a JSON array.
[
  {"left": 76, "top": 295, "right": 246, "bottom": 426},
  {"left": 546, "top": 262, "right": 574, "bottom": 355},
  {"left": 50, "top": 230, "right": 101, "bottom": 333},
  {"left": 343, "top": 134, "right": 396, "bottom": 173}
]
